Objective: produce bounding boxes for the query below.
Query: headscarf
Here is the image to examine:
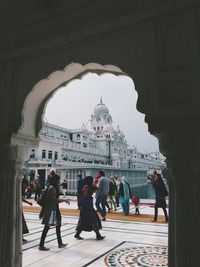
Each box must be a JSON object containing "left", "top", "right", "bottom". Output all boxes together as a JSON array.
[
  {"left": 110, "top": 176, "right": 115, "bottom": 182},
  {"left": 121, "top": 176, "right": 130, "bottom": 201}
]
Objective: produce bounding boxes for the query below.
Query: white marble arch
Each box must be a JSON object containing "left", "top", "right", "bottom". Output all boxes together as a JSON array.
[{"left": 18, "top": 62, "right": 128, "bottom": 139}]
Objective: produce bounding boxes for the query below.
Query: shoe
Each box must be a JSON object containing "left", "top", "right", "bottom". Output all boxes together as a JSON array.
[
  {"left": 96, "top": 235, "right": 105, "bottom": 240},
  {"left": 39, "top": 246, "right": 50, "bottom": 251},
  {"left": 22, "top": 238, "right": 28, "bottom": 244},
  {"left": 102, "top": 217, "right": 106, "bottom": 221},
  {"left": 151, "top": 219, "right": 157, "bottom": 222},
  {"left": 74, "top": 234, "right": 84, "bottom": 240},
  {"left": 58, "top": 243, "right": 68, "bottom": 248}
]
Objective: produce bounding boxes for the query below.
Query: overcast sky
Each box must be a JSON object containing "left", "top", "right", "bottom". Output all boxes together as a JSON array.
[{"left": 44, "top": 73, "right": 159, "bottom": 153}]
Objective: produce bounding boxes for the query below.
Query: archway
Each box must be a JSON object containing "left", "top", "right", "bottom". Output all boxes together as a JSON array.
[
  {"left": 15, "top": 61, "right": 168, "bottom": 267},
  {"left": 17, "top": 63, "right": 127, "bottom": 139}
]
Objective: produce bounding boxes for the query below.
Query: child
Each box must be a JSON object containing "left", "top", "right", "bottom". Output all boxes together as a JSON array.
[{"left": 132, "top": 195, "right": 140, "bottom": 215}]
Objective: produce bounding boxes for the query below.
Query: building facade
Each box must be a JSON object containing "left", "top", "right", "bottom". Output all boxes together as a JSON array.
[{"left": 25, "top": 98, "right": 165, "bottom": 195}]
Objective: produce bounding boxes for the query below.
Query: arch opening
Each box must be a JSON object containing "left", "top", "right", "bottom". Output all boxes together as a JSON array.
[
  {"left": 16, "top": 61, "right": 165, "bottom": 200},
  {"left": 17, "top": 62, "right": 128, "bottom": 139}
]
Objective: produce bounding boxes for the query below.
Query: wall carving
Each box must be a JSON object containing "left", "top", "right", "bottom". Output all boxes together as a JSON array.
[{"left": 159, "top": 80, "right": 192, "bottom": 106}]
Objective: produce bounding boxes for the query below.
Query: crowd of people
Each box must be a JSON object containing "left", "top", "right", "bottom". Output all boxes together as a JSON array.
[{"left": 22, "top": 168, "right": 168, "bottom": 250}]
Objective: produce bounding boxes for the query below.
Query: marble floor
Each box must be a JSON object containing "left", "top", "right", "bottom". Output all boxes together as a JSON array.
[{"left": 23, "top": 198, "right": 168, "bottom": 267}]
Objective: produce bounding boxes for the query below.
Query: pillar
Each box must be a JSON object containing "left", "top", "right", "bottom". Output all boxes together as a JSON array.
[
  {"left": 0, "top": 144, "right": 22, "bottom": 267},
  {"left": 159, "top": 126, "right": 200, "bottom": 267}
]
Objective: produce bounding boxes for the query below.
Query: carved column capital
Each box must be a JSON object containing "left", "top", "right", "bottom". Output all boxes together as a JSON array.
[{"left": 11, "top": 134, "right": 40, "bottom": 164}]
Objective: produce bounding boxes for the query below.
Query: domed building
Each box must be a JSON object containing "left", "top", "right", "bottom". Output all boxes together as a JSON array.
[
  {"left": 90, "top": 98, "right": 128, "bottom": 168},
  {"left": 25, "top": 98, "right": 165, "bottom": 196}
]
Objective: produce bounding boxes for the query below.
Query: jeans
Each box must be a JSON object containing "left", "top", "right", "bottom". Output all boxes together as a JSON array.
[{"left": 95, "top": 195, "right": 107, "bottom": 219}]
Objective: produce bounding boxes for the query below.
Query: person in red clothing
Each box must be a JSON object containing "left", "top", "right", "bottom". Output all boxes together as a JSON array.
[
  {"left": 93, "top": 171, "right": 101, "bottom": 188},
  {"left": 131, "top": 195, "right": 140, "bottom": 215}
]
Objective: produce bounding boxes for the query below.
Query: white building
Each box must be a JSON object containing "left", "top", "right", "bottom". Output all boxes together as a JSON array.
[{"left": 25, "top": 98, "right": 165, "bottom": 196}]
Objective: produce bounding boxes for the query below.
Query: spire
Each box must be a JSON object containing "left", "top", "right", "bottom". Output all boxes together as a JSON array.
[{"left": 100, "top": 96, "right": 103, "bottom": 104}]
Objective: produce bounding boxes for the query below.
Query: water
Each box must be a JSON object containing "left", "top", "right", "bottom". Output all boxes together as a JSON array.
[
  {"left": 132, "top": 183, "right": 155, "bottom": 199},
  {"left": 132, "top": 180, "right": 169, "bottom": 200}
]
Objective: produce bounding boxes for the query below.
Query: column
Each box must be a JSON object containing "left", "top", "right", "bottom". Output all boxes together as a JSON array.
[
  {"left": 0, "top": 144, "right": 22, "bottom": 267},
  {"left": 159, "top": 129, "right": 200, "bottom": 267}
]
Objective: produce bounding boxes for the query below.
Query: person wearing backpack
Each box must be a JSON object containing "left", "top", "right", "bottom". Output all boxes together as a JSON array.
[{"left": 38, "top": 169, "right": 70, "bottom": 251}]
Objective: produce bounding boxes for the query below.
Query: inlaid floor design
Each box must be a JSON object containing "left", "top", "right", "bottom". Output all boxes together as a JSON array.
[{"left": 81, "top": 241, "right": 167, "bottom": 267}]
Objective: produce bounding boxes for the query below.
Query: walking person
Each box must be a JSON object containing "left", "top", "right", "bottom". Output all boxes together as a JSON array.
[
  {"left": 34, "top": 174, "right": 42, "bottom": 201},
  {"left": 38, "top": 169, "right": 70, "bottom": 251},
  {"left": 119, "top": 176, "right": 132, "bottom": 215},
  {"left": 60, "top": 179, "right": 68, "bottom": 196},
  {"left": 93, "top": 171, "right": 110, "bottom": 212},
  {"left": 95, "top": 170, "right": 109, "bottom": 221},
  {"left": 132, "top": 194, "right": 140, "bottom": 215},
  {"left": 114, "top": 175, "right": 120, "bottom": 207},
  {"left": 108, "top": 176, "right": 117, "bottom": 211},
  {"left": 22, "top": 175, "right": 29, "bottom": 198},
  {"left": 149, "top": 169, "right": 168, "bottom": 223},
  {"left": 74, "top": 176, "right": 105, "bottom": 240},
  {"left": 77, "top": 174, "right": 84, "bottom": 209}
]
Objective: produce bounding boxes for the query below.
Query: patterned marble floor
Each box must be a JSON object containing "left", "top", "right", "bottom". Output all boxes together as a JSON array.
[{"left": 22, "top": 197, "right": 168, "bottom": 267}]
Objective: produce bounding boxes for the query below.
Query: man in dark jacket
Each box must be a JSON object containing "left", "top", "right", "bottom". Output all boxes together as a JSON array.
[{"left": 149, "top": 170, "right": 168, "bottom": 222}]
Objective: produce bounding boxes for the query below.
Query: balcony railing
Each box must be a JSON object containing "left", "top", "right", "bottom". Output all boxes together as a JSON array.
[{"left": 27, "top": 158, "right": 51, "bottom": 164}]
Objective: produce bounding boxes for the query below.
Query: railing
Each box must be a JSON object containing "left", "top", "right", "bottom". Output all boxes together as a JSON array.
[
  {"left": 27, "top": 158, "right": 51, "bottom": 163},
  {"left": 54, "top": 160, "right": 151, "bottom": 172}
]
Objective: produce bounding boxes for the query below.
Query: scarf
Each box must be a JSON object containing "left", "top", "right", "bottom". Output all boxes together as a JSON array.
[{"left": 121, "top": 176, "right": 130, "bottom": 201}]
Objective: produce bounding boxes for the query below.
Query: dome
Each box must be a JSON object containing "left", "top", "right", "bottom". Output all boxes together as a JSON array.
[{"left": 94, "top": 97, "right": 109, "bottom": 116}]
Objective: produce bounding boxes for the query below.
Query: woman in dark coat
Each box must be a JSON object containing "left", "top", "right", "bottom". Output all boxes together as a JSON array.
[
  {"left": 74, "top": 176, "right": 105, "bottom": 240},
  {"left": 149, "top": 170, "right": 168, "bottom": 222},
  {"left": 38, "top": 172, "right": 70, "bottom": 250}
]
